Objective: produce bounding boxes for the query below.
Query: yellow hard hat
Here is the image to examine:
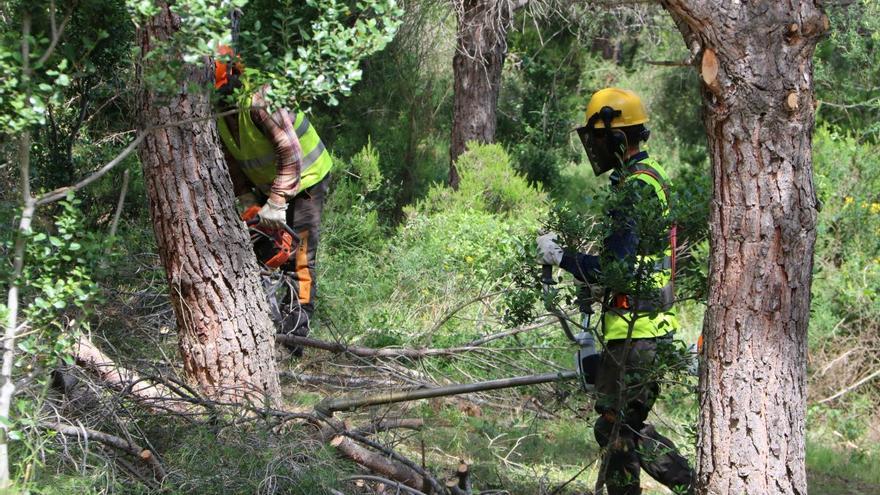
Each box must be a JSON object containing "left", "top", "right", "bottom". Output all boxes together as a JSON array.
[{"left": 584, "top": 88, "right": 648, "bottom": 128}]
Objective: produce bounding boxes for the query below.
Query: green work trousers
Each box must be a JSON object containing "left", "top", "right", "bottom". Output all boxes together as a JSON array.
[{"left": 593, "top": 338, "right": 695, "bottom": 495}]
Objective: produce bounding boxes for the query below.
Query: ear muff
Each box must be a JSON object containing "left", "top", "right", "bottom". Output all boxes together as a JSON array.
[
  {"left": 607, "top": 128, "right": 628, "bottom": 162},
  {"left": 597, "top": 106, "right": 627, "bottom": 163}
]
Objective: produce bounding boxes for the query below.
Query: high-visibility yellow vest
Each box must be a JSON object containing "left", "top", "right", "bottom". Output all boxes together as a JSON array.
[
  {"left": 217, "top": 98, "right": 332, "bottom": 192},
  {"left": 602, "top": 157, "right": 680, "bottom": 341}
]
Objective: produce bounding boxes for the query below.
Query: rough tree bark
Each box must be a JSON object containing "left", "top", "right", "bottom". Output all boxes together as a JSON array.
[
  {"left": 136, "top": 4, "right": 280, "bottom": 405},
  {"left": 661, "top": 2, "right": 827, "bottom": 494},
  {"left": 449, "top": 0, "right": 524, "bottom": 189}
]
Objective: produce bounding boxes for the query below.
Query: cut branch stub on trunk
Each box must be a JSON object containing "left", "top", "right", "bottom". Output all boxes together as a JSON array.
[
  {"left": 700, "top": 48, "right": 720, "bottom": 96},
  {"left": 661, "top": 1, "right": 827, "bottom": 494}
]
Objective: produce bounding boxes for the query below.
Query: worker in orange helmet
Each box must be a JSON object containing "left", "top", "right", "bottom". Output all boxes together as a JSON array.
[{"left": 214, "top": 45, "right": 333, "bottom": 358}]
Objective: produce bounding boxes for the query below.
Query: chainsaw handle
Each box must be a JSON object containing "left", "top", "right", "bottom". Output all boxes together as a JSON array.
[
  {"left": 246, "top": 216, "right": 298, "bottom": 238},
  {"left": 540, "top": 264, "right": 579, "bottom": 344}
]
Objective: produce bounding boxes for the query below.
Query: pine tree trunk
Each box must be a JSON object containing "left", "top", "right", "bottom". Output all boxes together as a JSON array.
[
  {"left": 135, "top": 4, "right": 280, "bottom": 405},
  {"left": 661, "top": 2, "right": 827, "bottom": 494},
  {"left": 449, "top": 0, "right": 512, "bottom": 189}
]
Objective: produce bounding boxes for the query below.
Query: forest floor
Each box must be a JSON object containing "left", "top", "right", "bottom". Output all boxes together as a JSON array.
[
  {"left": 808, "top": 473, "right": 880, "bottom": 495},
  {"left": 280, "top": 351, "right": 880, "bottom": 495}
]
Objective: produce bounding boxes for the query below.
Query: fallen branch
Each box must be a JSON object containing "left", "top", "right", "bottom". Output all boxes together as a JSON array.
[
  {"left": 280, "top": 372, "right": 397, "bottom": 389},
  {"left": 344, "top": 475, "right": 429, "bottom": 495},
  {"left": 818, "top": 368, "right": 880, "bottom": 404},
  {"left": 72, "top": 335, "right": 192, "bottom": 413},
  {"left": 276, "top": 334, "right": 498, "bottom": 359},
  {"left": 332, "top": 436, "right": 426, "bottom": 491},
  {"left": 343, "top": 429, "right": 446, "bottom": 495},
  {"left": 39, "top": 421, "right": 166, "bottom": 481},
  {"left": 352, "top": 418, "right": 425, "bottom": 437},
  {"left": 107, "top": 168, "right": 131, "bottom": 241},
  {"left": 70, "top": 337, "right": 481, "bottom": 494},
  {"left": 277, "top": 334, "right": 544, "bottom": 360},
  {"left": 644, "top": 59, "right": 693, "bottom": 67},
  {"left": 465, "top": 318, "right": 554, "bottom": 347},
  {"left": 817, "top": 347, "right": 860, "bottom": 377},
  {"left": 316, "top": 371, "right": 580, "bottom": 415},
  {"left": 428, "top": 290, "right": 506, "bottom": 335}
]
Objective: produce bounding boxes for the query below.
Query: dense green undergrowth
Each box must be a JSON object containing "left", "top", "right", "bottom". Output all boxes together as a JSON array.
[
  {"left": 3, "top": 1, "right": 879, "bottom": 493},
  {"left": 5, "top": 136, "right": 878, "bottom": 494}
]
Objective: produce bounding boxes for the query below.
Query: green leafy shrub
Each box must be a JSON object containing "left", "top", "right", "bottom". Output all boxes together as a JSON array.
[
  {"left": 321, "top": 141, "right": 385, "bottom": 254},
  {"left": 319, "top": 144, "right": 546, "bottom": 347},
  {"left": 416, "top": 143, "right": 545, "bottom": 221},
  {"left": 810, "top": 127, "right": 880, "bottom": 345},
  {"left": 0, "top": 194, "right": 107, "bottom": 481},
  {"left": 806, "top": 127, "right": 879, "bottom": 466}
]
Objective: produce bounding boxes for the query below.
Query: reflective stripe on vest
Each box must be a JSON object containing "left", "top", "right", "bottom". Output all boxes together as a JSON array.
[
  {"left": 217, "top": 108, "right": 332, "bottom": 191},
  {"left": 291, "top": 111, "right": 332, "bottom": 188},
  {"left": 602, "top": 157, "right": 679, "bottom": 341}
]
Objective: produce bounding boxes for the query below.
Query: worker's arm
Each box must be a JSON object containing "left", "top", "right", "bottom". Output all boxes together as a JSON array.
[
  {"left": 249, "top": 89, "right": 303, "bottom": 205},
  {"left": 559, "top": 252, "right": 601, "bottom": 284}
]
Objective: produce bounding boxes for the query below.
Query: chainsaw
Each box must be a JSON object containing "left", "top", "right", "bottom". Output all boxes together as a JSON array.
[
  {"left": 241, "top": 207, "right": 300, "bottom": 270},
  {"left": 542, "top": 265, "right": 602, "bottom": 391}
]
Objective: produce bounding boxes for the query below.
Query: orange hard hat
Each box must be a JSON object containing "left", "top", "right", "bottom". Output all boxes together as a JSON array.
[{"left": 214, "top": 44, "right": 242, "bottom": 89}]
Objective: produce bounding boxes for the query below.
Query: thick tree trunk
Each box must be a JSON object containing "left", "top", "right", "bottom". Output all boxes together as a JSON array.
[
  {"left": 136, "top": 4, "right": 280, "bottom": 405},
  {"left": 449, "top": 0, "right": 515, "bottom": 189},
  {"left": 661, "top": 2, "right": 827, "bottom": 494}
]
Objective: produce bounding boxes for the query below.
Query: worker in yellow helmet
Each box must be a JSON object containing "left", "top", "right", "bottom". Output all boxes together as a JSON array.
[
  {"left": 214, "top": 46, "right": 333, "bottom": 357},
  {"left": 537, "top": 88, "right": 694, "bottom": 495}
]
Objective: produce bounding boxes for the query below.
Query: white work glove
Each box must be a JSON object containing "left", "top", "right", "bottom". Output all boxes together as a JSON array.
[
  {"left": 536, "top": 232, "right": 564, "bottom": 266},
  {"left": 257, "top": 199, "right": 288, "bottom": 230},
  {"left": 686, "top": 343, "right": 699, "bottom": 376},
  {"left": 236, "top": 192, "right": 258, "bottom": 213}
]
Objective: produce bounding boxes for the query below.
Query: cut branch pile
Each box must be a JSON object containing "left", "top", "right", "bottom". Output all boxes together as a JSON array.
[
  {"left": 275, "top": 317, "right": 553, "bottom": 360},
  {"left": 39, "top": 421, "right": 166, "bottom": 482},
  {"left": 63, "top": 335, "right": 485, "bottom": 494}
]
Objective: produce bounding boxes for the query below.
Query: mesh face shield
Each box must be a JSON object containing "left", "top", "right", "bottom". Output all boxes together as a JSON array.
[
  {"left": 577, "top": 106, "right": 624, "bottom": 177},
  {"left": 577, "top": 126, "right": 616, "bottom": 176}
]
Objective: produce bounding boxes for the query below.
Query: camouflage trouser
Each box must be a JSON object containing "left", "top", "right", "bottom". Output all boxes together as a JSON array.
[
  {"left": 593, "top": 338, "right": 695, "bottom": 495},
  {"left": 276, "top": 175, "right": 329, "bottom": 341}
]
